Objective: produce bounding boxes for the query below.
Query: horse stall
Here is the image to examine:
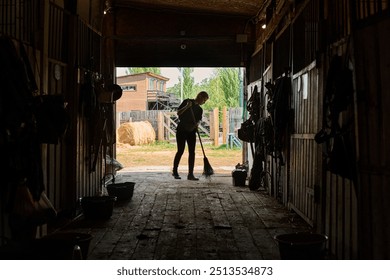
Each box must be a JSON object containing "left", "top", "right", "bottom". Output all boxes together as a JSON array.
[
  {"left": 0, "top": 1, "right": 111, "bottom": 246},
  {"left": 245, "top": 0, "right": 390, "bottom": 260}
]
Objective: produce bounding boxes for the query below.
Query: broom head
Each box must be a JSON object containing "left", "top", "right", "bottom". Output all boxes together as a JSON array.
[{"left": 203, "top": 157, "right": 214, "bottom": 177}]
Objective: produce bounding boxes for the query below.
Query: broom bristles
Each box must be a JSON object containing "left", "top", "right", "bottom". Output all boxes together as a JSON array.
[{"left": 203, "top": 157, "right": 214, "bottom": 177}]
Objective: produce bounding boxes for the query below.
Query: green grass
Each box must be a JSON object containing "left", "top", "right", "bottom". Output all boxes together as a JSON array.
[
  {"left": 211, "top": 144, "right": 242, "bottom": 151},
  {"left": 140, "top": 141, "right": 176, "bottom": 150},
  {"left": 142, "top": 141, "right": 242, "bottom": 151}
]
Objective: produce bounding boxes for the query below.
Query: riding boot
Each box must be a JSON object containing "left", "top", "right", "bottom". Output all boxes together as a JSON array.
[
  {"left": 187, "top": 173, "right": 199, "bottom": 181},
  {"left": 172, "top": 168, "right": 181, "bottom": 179}
]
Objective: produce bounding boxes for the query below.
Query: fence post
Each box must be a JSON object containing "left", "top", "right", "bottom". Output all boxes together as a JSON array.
[
  {"left": 167, "top": 115, "right": 171, "bottom": 141},
  {"left": 157, "top": 111, "right": 164, "bottom": 141},
  {"left": 116, "top": 112, "right": 121, "bottom": 142},
  {"left": 212, "top": 108, "right": 219, "bottom": 146},
  {"left": 222, "top": 107, "right": 228, "bottom": 145}
]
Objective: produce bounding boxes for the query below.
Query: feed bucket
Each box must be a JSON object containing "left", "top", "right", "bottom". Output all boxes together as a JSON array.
[
  {"left": 232, "top": 169, "right": 247, "bottom": 186},
  {"left": 81, "top": 196, "right": 117, "bottom": 219},
  {"left": 106, "top": 182, "right": 135, "bottom": 201},
  {"left": 274, "top": 232, "right": 328, "bottom": 260}
]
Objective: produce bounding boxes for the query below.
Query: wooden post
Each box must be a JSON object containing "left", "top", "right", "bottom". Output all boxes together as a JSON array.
[
  {"left": 116, "top": 112, "right": 121, "bottom": 142},
  {"left": 209, "top": 111, "right": 214, "bottom": 141},
  {"left": 37, "top": 0, "right": 51, "bottom": 238},
  {"left": 213, "top": 108, "right": 219, "bottom": 146},
  {"left": 157, "top": 111, "right": 164, "bottom": 141},
  {"left": 222, "top": 107, "right": 228, "bottom": 145}
]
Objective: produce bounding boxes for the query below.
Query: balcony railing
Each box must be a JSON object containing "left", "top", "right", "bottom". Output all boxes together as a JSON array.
[{"left": 147, "top": 90, "right": 180, "bottom": 110}]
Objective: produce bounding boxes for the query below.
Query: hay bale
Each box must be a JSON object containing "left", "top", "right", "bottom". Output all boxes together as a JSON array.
[{"left": 118, "top": 121, "right": 156, "bottom": 145}]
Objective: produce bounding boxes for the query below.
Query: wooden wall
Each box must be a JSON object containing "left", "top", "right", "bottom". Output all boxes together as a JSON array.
[
  {"left": 353, "top": 16, "right": 390, "bottom": 259},
  {"left": 289, "top": 62, "right": 321, "bottom": 227},
  {"left": 258, "top": 64, "right": 274, "bottom": 199},
  {"left": 44, "top": 2, "right": 105, "bottom": 220},
  {"left": 248, "top": 0, "right": 361, "bottom": 259},
  {"left": 0, "top": 0, "right": 107, "bottom": 240},
  {"left": 320, "top": 45, "right": 359, "bottom": 260},
  {"left": 0, "top": 0, "right": 41, "bottom": 242}
]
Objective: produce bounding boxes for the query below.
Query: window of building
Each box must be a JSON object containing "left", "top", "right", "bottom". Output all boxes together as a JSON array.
[
  {"left": 158, "top": 81, "right": 164, "bottom": 91},
  {"left": 121, "top": 85, "right": 137, "bottom": 91},
  {"left": 148, "top": 78, "right": 155, "bottom": 90}
]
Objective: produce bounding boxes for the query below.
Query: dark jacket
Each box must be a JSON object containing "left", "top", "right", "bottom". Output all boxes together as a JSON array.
[{"left": 177, "top": 99, "right": 203, "bottom": 132}]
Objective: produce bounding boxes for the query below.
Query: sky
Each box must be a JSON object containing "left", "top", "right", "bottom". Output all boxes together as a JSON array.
[{"left": 116, "top": 67, "right": 215, "bottom": 88}]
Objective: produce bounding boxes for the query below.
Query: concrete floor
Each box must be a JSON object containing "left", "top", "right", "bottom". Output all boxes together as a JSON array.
[{"left": 63, "top": 166, "right": 312, "bottom": 260}]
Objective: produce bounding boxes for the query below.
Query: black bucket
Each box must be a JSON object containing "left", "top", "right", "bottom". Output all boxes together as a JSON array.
[
  {"left": 274, "top": 232, "right": 328, "bottom": 260},
  {"left": 232, "top": 169, "right": 247, "bottom": 186},
  {"left": 106, "top": 182, "right": 135, "bottom": 201},
  {"left": 81, "top": 196, "right": 117, "bottom": 219}
]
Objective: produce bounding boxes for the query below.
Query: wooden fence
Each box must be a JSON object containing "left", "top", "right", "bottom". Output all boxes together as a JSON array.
[{"left": 118, "top": 107, "right": 243, "bottom": 146}]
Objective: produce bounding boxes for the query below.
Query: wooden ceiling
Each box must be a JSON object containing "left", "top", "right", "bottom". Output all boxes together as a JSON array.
[
  {"left": 109, "top": 0, "right": 268, "bottom": 67},
  {"left": 114, "top": 0, "right": 267, "bottom": 17}
]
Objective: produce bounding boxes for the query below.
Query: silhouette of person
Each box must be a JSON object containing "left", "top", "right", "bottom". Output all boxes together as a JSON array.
[{"left": 172, "top": 91, "right": 209, "bottom": 180}]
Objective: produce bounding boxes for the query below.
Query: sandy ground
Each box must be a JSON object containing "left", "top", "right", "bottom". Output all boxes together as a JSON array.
[{"left": 115, "top": 142, "right": 243, "bottom": 174}]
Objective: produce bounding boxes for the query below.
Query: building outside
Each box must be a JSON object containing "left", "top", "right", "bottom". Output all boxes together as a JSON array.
[{"left": 116, "top": 72, "right": 173, "bottom": 112}]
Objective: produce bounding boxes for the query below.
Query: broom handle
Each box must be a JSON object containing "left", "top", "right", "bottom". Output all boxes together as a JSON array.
[
  {"left": 196, "top": 129, "right": 206, "bottom": 157},
  {"left": 189, "top": 105, "right": 207, "bottom": 158}
]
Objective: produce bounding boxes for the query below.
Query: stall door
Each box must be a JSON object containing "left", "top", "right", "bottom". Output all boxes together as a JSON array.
[{"left": 289, "top": 63, "right": 321, "bottom": 226}]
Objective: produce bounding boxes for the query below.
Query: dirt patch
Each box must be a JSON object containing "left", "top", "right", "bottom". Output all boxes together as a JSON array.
[{"left": 115, "top": 142, "right": 243, "bottom": 171}]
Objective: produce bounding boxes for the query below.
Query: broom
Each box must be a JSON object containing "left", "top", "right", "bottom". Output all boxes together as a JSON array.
[
  {"left": 189, "top": 104, "right": 214, "bottom": 177},
  {"left": 196, "top": 129, "right": 214, "bottom": 177}
]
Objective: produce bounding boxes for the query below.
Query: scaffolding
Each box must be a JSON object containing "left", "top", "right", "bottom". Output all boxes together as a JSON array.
[{"left": 147, "top": 90, "right": 181, "bottom": 111}]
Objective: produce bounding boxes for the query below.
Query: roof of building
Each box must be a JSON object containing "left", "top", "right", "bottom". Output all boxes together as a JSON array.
[{"left": 117, "top": 72, "right": 170, "bottom": 82}]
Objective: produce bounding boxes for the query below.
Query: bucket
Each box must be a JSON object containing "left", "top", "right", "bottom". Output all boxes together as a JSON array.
[
  {"left": 106, "top": 182, "right": 135, "bottom": 201},
  {"left": 274, "top": 232, "right": 328, "bottom": 260},
  {"left": 232, "top": 169, "right": 247, "bottom": 186},
  {"left": 81, "top": 196, "right": 117, "bottom": 219}
]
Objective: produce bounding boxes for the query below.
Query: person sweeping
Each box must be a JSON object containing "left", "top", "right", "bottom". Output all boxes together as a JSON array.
[{"left": 172, "top": 91, "right": 209, "bottom": 180}]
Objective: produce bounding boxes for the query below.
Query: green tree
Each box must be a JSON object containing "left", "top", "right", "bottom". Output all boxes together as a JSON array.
[
  {"left": 126, "top": 67, "right": 161, "bottom": 75},
  {"left": 200, "top": 76, "right": 223, "bottom": 111},
  {"left": 166, "top": 83, "right": 181, "bottom": 98},
  {"left": 180, "top": 67, "right": 195, "bottom": 100},
  {"left": 168, "top": 67, "right": 242, "bottom": 111},
  {"left": 218, "top": 68, "right": 240, "bottom": 107}
]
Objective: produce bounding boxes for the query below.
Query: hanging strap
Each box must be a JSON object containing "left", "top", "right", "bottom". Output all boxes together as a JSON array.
[{"left": 18, "top": 43, "right": 38, "bottom": 94}]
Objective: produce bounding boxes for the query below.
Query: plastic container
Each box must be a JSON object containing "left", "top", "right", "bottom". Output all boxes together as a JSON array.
[
  {"left": 232, "top": 169, "right": 247, "bottom": 186},
  {"left": 81, "top": 196, "right": 117, "bottom": 219},
  {"left": 274, "top": 232, "right": 328, "bottom": 259},
  {"left": 106, "top": 182, "right": 135, "bottom": 201}
]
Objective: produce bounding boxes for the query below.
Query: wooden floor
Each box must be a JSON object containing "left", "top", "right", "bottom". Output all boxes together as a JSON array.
[{"left": 63, "top": 168, "right": 311, "bottom": 260}]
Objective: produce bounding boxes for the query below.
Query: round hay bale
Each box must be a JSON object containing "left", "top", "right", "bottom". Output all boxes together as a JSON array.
[
  {"left": 118, "top": 121, "right": 156, "bottom": 145},
  {"left": 142, "top": 121, "right": 156, "bottom": 143}
]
